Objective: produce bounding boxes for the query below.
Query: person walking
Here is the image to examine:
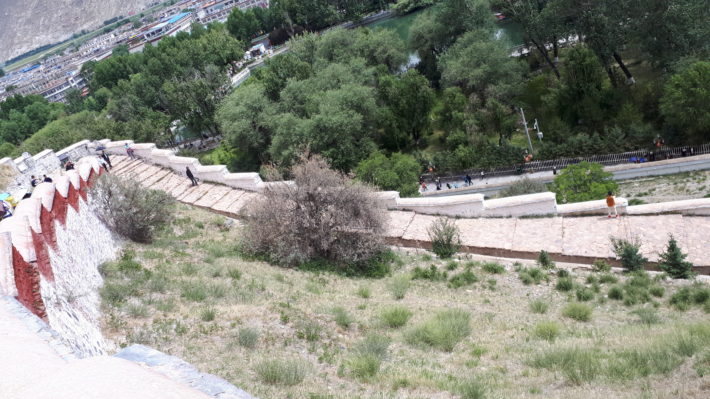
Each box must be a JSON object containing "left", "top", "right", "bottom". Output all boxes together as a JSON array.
[
  {"left": 465, "top": 174, "right": 472, "bottom": 186},
  {"left": 43, "top": 175, "right": 53, "bottom": 183},
  {"left": 186, "top": 166, "right": 198, "bottom": 186},
  {"left": 30, "top": 175, "right": 40, "bottom": 187},
  {"left": 101, "top": 151, "right": 112, "bottom": 169},
  {"left": 606, "top": 191, "right": 618, "bottom": 218}
]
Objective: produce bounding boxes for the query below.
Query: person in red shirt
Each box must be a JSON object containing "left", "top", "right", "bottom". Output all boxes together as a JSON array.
[{"left": 606, "top": 191, "right": 618, "bottom": 218}]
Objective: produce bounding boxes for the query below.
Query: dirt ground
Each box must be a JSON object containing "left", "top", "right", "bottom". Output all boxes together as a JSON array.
[
  {"left": 617, "top": 170, "right": 710, "bottom": 204},
  {"left": 100, "top": 205, "right": 710, "bottom": 399}
]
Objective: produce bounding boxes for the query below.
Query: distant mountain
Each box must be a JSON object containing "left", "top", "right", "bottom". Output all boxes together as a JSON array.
[{"left": 0, "top": 0, "right": 156, "bottom": 65}]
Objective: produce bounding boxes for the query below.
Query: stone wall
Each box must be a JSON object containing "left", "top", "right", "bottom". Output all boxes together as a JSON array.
[{"left": 0, "top": 157, "right": 117, "bottom": 357}]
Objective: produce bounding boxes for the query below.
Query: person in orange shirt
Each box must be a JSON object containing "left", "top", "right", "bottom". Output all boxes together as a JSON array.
[{"left": 606, "top": 191, "right": 618, "bottom": 218}]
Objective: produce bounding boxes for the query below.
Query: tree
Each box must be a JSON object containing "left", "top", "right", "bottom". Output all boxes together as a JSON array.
[
  {"left": 659, "top": 61, "right": 710, "bottom": 144},
  {"left": 658, "top": 235, "right": 694, "bottom": 279},
  {"left": 439, "top": 29, "right": 525, "bottom": 102},
  {"left": 556, "top": 46, "right": 608, "bottom": 131},
  {"left": 377, "top": 70, "right": 435, "bottom": 149},
  {"left": 552, "top": 161, "right": 617, "bottom": 203},
  {"left": 610, "top": 238, "right": 647, "bottom": 272},
  {"left": 226, "top": 7, "right": 260, "bottom": 43},
  {"left": 355, "top": 152, "right": 421, "bottom": 197},
  {"left": 0, "top": 68, "right": 4, "bottom": 77},
  {"left": 240, "top": 155, "right": 387, "bottom": 274}
]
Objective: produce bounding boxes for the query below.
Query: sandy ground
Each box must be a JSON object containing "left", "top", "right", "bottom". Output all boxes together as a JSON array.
[
  {"left": 618, "top": 171, "right": 710, "bottom": 204},
  {"left": 100, "top": 205, "right": 710, "bottom": 399}
]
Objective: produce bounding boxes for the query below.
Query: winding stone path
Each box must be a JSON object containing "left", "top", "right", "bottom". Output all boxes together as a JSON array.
[{"left": 110, "top": 156, "right": 710, "bottom": 272}]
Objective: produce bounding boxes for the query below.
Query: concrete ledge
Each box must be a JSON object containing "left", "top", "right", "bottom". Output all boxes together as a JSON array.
[
  {"left": 627, "top": 198, "right": 710, "bottom": 216},
  {"left": 558, "top": 197, "right": 629, "bottom": 216},
  {"left": 395, "top": 193, "right": 485, "bottom": 217},
  {"left": 483, "top": 192, "right": 557, "bottom": 217}
]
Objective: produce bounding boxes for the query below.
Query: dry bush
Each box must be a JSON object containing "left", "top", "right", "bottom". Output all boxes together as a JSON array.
[
  {"left": 241, "top": 155, "right": 387, "bottom": 273},
  {"left": 90, "top": 174, "right": 175, "bottom": 243}
]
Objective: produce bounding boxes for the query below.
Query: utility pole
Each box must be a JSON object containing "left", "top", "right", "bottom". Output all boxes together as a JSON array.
[{"left": 520, "top": 107, "right": 533, "bottom": 154}]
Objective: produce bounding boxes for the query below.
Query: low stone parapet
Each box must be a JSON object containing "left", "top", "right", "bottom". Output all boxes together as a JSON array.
[{"left": 557, "top": 197, "right": 629, "bottom": 216}]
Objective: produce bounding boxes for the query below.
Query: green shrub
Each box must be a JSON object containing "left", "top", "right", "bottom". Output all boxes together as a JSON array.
[
  {"left": 380, "top": 306, "right": 413, "bottom": 328},
  {"left": 576, "top": 287, "right": 595, "bottom": 302},
  {"left": 428, "top": 217, "right": 461, "bottom": 258},
  {"left": 254, "top": 358, "right": 308, "bottom": 386},
  {"left": 236, "top": 327, "right": 260, "bottom": 348},
  {"left": 592, "top": 259, "right": 612, "bottom": 272},
  {"left": 533, "top": 321, "right": 561, "bottom": 341},
  {"left": 200, "top": 307, "right": 216, "bottom": 321},
  {"left": 227, "top": 268, "right": 242, "bottom": 280},
  {"left": 537, "top": 250, "right": 555, "bottom": 269},
  {"left": 446, "top": 261, "right": 459, "bottom": 271},
  {"left": 347, "top": 333, "right": 390, "bottom": 379},
  {"left": 555, "top": 277, "right": 574, "bottom": 292},
  {"left": 658, "top": 235, "right": 694, "bottom": 279},
  {"left": 608, "top": 285, "right": 624, "bottom": 300},
  {"left": 649, "top": 285, "right": 665, "bottom": 298},
  {"left": 552, "top": 161, "right": 617, "bottom": 204},
  {"left": 519, "top": 267, "right": 548, "bottom": 285},
  {"left": 599, "top": 273, "right": 618, "bottom": 284},
  {"left": 406, "top": 309, "right": 471, "bottom": 351},
  {"left": 355, "top": 286, "right": 371, "bottom": 299},
  {"left": 529, "top": 299, "right": 549, "bottom": 314},
  {"left": 562, "top": 303, "right": 592, "bottom": 322},
  {"left": 585, "top": 275, "right": 599, "bottom": 285},
  {"left": 456, "top": 378, "right": 489, "bottom": 399},
  {"left": 632, "top": 308, "right": 660, "bottom": 325},
  {"left": 530, "top": 347, "right": 601, "bottom": 384},
  {"left": 448, "top": 270, "right": 479, "bottom": 288},
  {"left": 296, "top": 319, "right": 322, "bottom": 342},
  {"left": 482, "top": 262, "right": 505, "bottom": 274},
  {"left": 332, "top": 306, "right": 354, "bottom": 328},
  {"left": 126, "top": 303, "right": 149, "bottom": 318},
  {"left": 389, "top": 274, "right": 410, "bottom": 300},
  {"left": 180, "top": 282, "right": 207, "bottom": 302},
  {"left": 671, "top": 284, "right": 710, "bottom": 311},
  {"left": 611, "top": 238, "right": 648, "bottom": 271},
  {"left": 556, "top": 269, "right": 570, "bottom": 278},
  {"left": 412, "top": 264, "right": 446, "bottom": 281}
]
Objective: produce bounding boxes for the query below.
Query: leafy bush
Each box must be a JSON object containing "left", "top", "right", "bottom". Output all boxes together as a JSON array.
[
  {"left": 670, "top": 283, "right": 710, "bottom": 311},
  {"left": 448, "top": 269, "right": 479, "bottom": 288},
  {"left": 576, "top": 287, "right": 595, "bottom": 302},
  {"left": 200, "top": 307, "right": 216, "bottom": 321},
  {"left": 611, "top": 238, "right": 648, "bottom": 272},
  {"left": 389, "top": 274, "right": 411, "bottom": 300},
  {"left": 555, "top": 277, "right": 574, "bottom": 292},
  {"left": 499, "top": 177, "right": 548, "bottom": 197},
  {"left": 592, "top": 259, "right": 612, "bottom": 272},
  {"left": 355, "top": 151, "right": 421, "bottom": 197},
  {"left": 608, "top": 285, "right": 624, "bottom": 300},
  {"left": 406, "top": 309, "right": 471, "bottom": 351},
  {"left": 658, "top": 235, "right": 694, "bottom": 279},
  {"left": 355, "top": 286, "right": 371, "bottom": 299},
  {"left": 533, "top": 321, "right": 561, "bottom": 341},
  {"left": 240, "top": 155, "right": 386, "bottom": 274},
  {"left": 562, "top": 303, "right": 592, "bottom": 322},
  {"left": 537, "top": 250, "right": 555, "bottom": 269},
  {"left": 236, "top": 327, "right": 260, "bottom": 348},
  {"left": 254, "top": 358, "right": 308, "bottom": 386},
  {"left": 380, "top": 306, "right": 413, "bottom": 328},
  {"left": 347, "top": 333, "right": 390, "bottom": 379},
  {"left": 529, "top": 299, "right": 549, "bottom": 314},
  {"left": 599, "top": 273, "right": 618, "bottom": 284},
  {"left": 649, "top": 285, "right": 665, "bottom": 298},
  {"left": 428, "top": 217, "right": 461, "bottom": 258},
  {"left": 556, "top": 269, "right": 570, "bottom": 278},
  {"left": 412, "top": 264, "right": 446, "bottom": 281},
  {"left": 90, "top": 174, "right": 175, "bottom": 243},
  {"left": 552, "top": 162, "right": 618, "bottom": 204}
]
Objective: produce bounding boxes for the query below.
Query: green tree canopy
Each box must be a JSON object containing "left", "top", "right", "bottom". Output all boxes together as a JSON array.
[
  {"left": 659, "top": 61, "right": 710, "bottom": 144},
  {"left": 551, "top": 161, "right": 618, "bottom": 203},
  {"left": 355, "top": 151, "right": 421, "bottom": 197}
]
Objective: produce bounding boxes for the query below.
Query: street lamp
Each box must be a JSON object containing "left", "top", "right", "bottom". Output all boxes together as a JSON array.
[{"left": 533, "top": 119, "right": 543, "bottom": 142}]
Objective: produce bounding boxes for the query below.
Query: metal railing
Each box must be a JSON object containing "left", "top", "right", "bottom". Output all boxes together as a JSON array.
[{"left": 425, "top": 143, "right": 710, "bottom": 184}]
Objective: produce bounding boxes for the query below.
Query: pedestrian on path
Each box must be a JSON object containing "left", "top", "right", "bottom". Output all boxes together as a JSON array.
[
  {"left": 101, "top": 151, "right": 112, "bottom": 169},
  {"left": 606, "top": 191, "right": 618, "bottom": 218},
  {"left": 186, "top": 167, "right": 198, "bottom": 186}
]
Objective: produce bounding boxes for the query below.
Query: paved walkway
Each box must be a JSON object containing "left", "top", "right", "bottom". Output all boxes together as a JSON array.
[{"left": 109, "top": 156, "right": 710, "bottom": 271}]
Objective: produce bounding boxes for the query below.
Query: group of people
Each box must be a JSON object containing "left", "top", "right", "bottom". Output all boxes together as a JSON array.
[{"left": 420, "top": 171, "right": 487, "bottom": 192}]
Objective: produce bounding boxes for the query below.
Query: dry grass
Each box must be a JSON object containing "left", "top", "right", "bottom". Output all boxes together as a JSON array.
[{"left": 100, "top": 204, "right": 710, "bottom": 399}]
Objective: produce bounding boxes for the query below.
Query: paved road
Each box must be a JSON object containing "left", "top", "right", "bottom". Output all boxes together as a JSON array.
[{"left": 424, "top": 154, "right": 710, "bottom": 197}]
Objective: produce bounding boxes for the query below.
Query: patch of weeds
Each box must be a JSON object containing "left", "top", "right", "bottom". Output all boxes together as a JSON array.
[
  {"left": 649, "top": 285, "right": 665, "bottom": 298},
  {"left": 200, "top": 307, "right": 216, "bottom": 321},
  {"left": 126, "top": 303, "right": 149, "bottom": 318},
  {"left": 632, "top": 308, "right": 660, "bottom": 326},
  {"left": 537, "top": 250, "right": 555, "bottom": 269},
  {"left": 518, "top": 267, "right": 548, "bottom": 285},
  {"left": 694, "top": 350, "right": 710, "bottom": 377},
  {"left": 412, "top": 264, "right": 446, "bottom": 281},
  {"left": 446, "top": 261, "right": 459, "bottom": 271},
  {"left": 575, "top": 287, "right": 595, "bottom": 302},
  {"left": 305, "top": 281, "right": 324, "bottom": 295},
  {"left": 455, "top": 378, "right": 489, "bottom": 399},
  {"left": 486, "top": 278, "right": 497, "bottom": 290},
  {"left": 529, "top": 299, "right": 549, "bottom": 314},
  {"left": 236, "top": 327, "right": 260, "bottom": 349},
  {"left": 388, "top": 275, "right": 410, "bottom": 300},
  {"left": 555, "top": 277, "right": 574, "bottom": 292},
  {"left": 180, "top": 263, "right": 198, "bottom": 276},
  {"left": 379, "top": 306, "right": 412, "bottom": 328},
  {"left": 670, "top": 283, "right": 710, "bottom": 311},
  {"left": 347, "top": 334, "right": 390, "bottom": 379},
  {"left": 227, "top": 268, "right": 242, "bottom": 280},
  {"left": 608, "top": 285, "right": 624, "bottom": 300},
  {"left": 448, "top": 269, "right": 479, "bottom": 288},
  {"left": 482, "top": 262, "right": 505, "bottom": 274},
  {"left": 254, "top": 358, "right": 308, "bottom": 386},
  {"left": 530, "top": 347, "right": 602, "bottom": 384},
  {"left": 532, "top": 321, "right": 561, "bottom": 342},
  {"left": 562, "top": 303, "right": 592, "bottom": 322},
  {"left": 585, "top": 275, "right": 599, "bottom": 285},
  {"left": 421, "top": 253, "right": 433, "bottom": 262},
  {"left": 154, "top": 298, "right": 176, "bottom": 312},
  {"left": 405, "top": 309, "right": 471, "bottom": 352},
  {"left": 331, "top": 306, "right": 354, "bottom": 328},
  {"left": 296, "top": 319, "right": 322, "bottom": 342},
  {"left": 141, "top": 250, "right": 164, "bottom": 260},
  {"left": 592, "top": 259, "right": 612, "bottom": 272},
  {"left": 350, "top": 285, "right": 370, "bottom": 300},
  {"left": 556, "top": 269, "right": 570, "bottom": 278},
  {"left": 180, "top": 282, "right": 207, "bottom": 302},
  {"left": 428, "top": 217, "right": 461, "bottom": 258},
  {"left": 599, "top": 273, "right": 618, "bottom": 284}
]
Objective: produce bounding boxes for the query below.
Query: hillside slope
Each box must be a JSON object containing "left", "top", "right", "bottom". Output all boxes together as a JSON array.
[{"left": 0, "top": 0, "right": 155, "bottom": 64}]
